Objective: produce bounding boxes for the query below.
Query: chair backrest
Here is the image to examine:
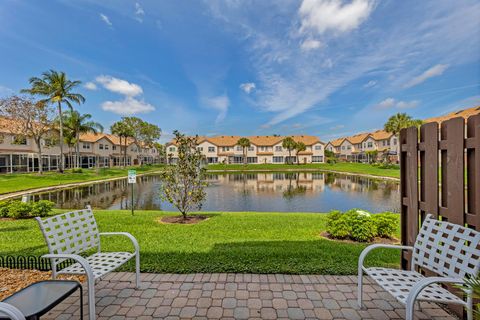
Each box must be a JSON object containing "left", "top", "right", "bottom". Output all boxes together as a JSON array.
[
  {"left": 412, "top": 214, "right": 480, "bottom": 279},
  {"left": 36, "top": 206, "right": 100, "bottom": 255}
]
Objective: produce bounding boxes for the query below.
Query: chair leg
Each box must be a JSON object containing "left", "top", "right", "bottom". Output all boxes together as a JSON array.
[
  {"left": 405, "top": 299, "right": 415, "bottom": 320},
  {"left": 135, "top": 252, "right": 141, "bottom": 288},
  {"left": 86, "top": 274, "right": 96, "bottom": 320},
  {"left": 467, "top": 296, "right": 473, "bottom": 320},
  {"left": 51, "top": 259, "right": 57, "bottom": 280},
  {"left": 357, "top": 270, "right": 363, "bottom": 308}
]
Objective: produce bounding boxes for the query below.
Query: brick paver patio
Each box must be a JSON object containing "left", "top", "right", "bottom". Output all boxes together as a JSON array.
[{"left": 45, "top": 272, "right": 457, "bottom": 320}]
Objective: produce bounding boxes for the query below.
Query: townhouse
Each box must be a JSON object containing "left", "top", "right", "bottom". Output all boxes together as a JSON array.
[
  {"left": 165, "top": 135, "right": 325, "bottom": 164},
  {"left": 0, "top": 117, "right": 161, "bottom": 173},
  {"left": 326, "top": 105, "right": 480, "bottom": 163}
]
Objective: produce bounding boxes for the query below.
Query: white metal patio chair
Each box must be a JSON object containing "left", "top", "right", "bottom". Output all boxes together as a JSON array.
[
  {"left": 36, "top": 205, "right": 141, "bottom": 320},
  {"left": 358, "top": 214, "right": 480, "bottom": 320}
]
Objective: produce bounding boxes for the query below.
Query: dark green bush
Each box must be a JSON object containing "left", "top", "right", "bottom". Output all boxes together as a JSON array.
[
  {"left": 0, "top": 200, "right": 55, "bottom": 219},
  {"left": 72, "top": 168, "right": 83, "bottom": 173},
  {"left": 372, "top": 212, "right": 398, "bottom": 238}
]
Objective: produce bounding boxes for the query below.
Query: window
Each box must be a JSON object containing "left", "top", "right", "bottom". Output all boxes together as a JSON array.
[
  {"left": 12, "top": 135, "right": 27, "bottom": 145},
  {"left": 113, "top": 145, "right": 117, "bottom": 150},
  {"left": 315, "top": 145, "right": 322, "bottom": 150},
  {"left": 363, "top": 143, "right": 366, "bottom": 149},
  {"left": 248, "top": 146, "right": 254, "bottom": 151},
  {"left": 347, "top": 145, "right": 351, "bottom": 150},
  {"left": 393, "top": 138, "right": 397, "bottom": 145},
  {"left": 83, "top": 143, "right": 90, "bottom": 149},
  {"left": 275, "top": 146, "right": 282, "bottom": 151},
  {"left": 169, "top": 147, "right": 176, "bottom": 152},
  {"left": 222, "top": 147, "right": 230, "bottom": 152},
  {"left": 312, "top": 156, "right": 323, "bottom": 163},
  {"left": 260, "top": 146, "right": 268, "bottom": 152},
  {"left": 367, "top": 142, "right": 373, "bottom": 148},
  {"left": 208, "top": 146, "right": 215, "bottom": 152},
  {"left": 105, "top": 145, "right": 109, "bottom": 150},
  {"left": 99, "top": 144, "right": 104, "bottom": 150},
  {"left": 236, "top": 146, "right": 242, "bottom": 151},
  {"left": 197, "top": 147, "right": 203, "bottom": 152},
  {"left": 273, "top": 156, "right": 284, "bottom": 163},
  {"left": 247, "top": 157, "right": 257, "bottom": 163},
  {"left": 342, "top": 146, "right": 345, "bottom": 150}
]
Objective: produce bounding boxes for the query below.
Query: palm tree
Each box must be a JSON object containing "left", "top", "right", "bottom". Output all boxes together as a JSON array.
[
  {"left": 111, "top": 120, "right": 134, "bottom": 167},
  {"left": 294, "top": 141, "right": 306, "bottom": 165},
  {"left": 63, "top": 110, "right": 103, "bottom": 168},
  {"left": 384, "top": 113, "right": 423, "bottom": 136},
  {"left": 282, "top": 137, "right": 297, "bottom": 164},
  {"left": 237, "top": 137, "right": 251, "bottom": 165},
  {"left": 21, "top": 70, "right": 85, "bottom": 172}
]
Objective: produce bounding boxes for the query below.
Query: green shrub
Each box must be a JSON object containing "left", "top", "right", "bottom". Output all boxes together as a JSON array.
[
  {"left": 347, "top": 212, "right": 377, "bottom": 242},
  {"left": 7, "top": 201, "right": 32, "bottom": 219},
  {"left": 72, "top": 168, "right": 83, "bottom": 173},
  {"left": 0, "top": 200, "right": 55, "bottom": 219},
  {"left": 372, "top": 212, "right": 398, "bottom": 238}
]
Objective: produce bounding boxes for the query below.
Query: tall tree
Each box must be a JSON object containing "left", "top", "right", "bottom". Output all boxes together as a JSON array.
[
  {"left": 237, "top": 137, "right": 251, "bottom": 165},
  {"left": 111, "top": 120, "right": 134, "bottom": 167},
  {"left": 384, "top": 113, "right": 423, "bottom": 136},
  {"left": 282, "top": 137, "right": 297, "bottom": 164},
  {"left": 21, "top": 70, "right": 85, "bottom": 172},
  {"left": 294, "top": 141, "right": 306, "bottom": 165},
  {"left": 121, "top": 117, "right": 161, "bottom": 165},
  {"left": 63, "top": 110, "right": 103, "bottom": 168},
  {"left": 0, "top": 96, "right": 55, "bottom": 174}
]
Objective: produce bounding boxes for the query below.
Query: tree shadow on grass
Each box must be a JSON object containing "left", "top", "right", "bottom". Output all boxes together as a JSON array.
[{"left": 125, "top": 240, "right": 401, "bottom": 275}]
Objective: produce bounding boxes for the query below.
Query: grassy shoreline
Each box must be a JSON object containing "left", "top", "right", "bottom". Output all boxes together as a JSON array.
[
  {"left": 206, "top": 163, "right": 400, "bottom": 178},
  {"left": 0, "top": 210, "right": 401, "bottom": 275},
  {"left": 0, "top": 165, "right": 164, "bottom": 195}
]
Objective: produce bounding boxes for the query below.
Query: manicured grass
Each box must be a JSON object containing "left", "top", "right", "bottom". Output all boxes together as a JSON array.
[
  {"left": 0, "top": 165, "right": 164, "bottom": 195},
  {"left": 207, "top": 163, "right": 400, "bottom": 179},
  {"left": 0, "top": 210, "right": 401, "bottom": 274}
]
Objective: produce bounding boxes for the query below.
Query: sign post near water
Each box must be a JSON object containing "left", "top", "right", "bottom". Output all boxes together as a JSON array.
[{"left": 128, "top": 170, "right": 137, "bottom": 215}]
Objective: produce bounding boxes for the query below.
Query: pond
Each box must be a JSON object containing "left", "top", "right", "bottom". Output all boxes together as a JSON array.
[{"left": 26, "top": 172, "right": 400, "bottom": 213}]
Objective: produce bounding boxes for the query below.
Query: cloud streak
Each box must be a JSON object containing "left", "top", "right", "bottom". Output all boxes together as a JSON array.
[
  {"left": 404, "top": 64, "right": 449, "bottom": 88},
  {"left": 99, "top": 13, "right": 112, "bottom": 27}
]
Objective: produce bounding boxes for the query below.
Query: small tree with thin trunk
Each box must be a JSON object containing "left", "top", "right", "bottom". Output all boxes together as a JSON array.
[
  {"left": 282, "top": 137, "right": 296, "bottom": 164},
  {"left": 294, "top": 141, "right": 306, "bottom": 165},
  {"left": 0, "top": 96, "right": 55, "bottom": 174},
  {"left": 237, "top": 137, "right": 251, "bottom": 165},
  {"left": 159, "top": 131, "right": 208, "bottom": 220}
]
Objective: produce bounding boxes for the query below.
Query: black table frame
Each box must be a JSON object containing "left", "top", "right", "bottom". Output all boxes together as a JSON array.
[{"left": 1, "top": 280, "right": 83, "bottom": 320}]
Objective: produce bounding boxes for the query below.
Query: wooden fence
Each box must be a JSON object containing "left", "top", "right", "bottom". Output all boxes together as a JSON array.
[{"left": 400, "top": 113, "right": 480, "bottom": 317}]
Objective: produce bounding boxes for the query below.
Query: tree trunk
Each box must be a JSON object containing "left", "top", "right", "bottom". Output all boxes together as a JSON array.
[
  {"left": 75, "top": 132, "right": 80, "bottom": 169},
  {"left": 57, "top": 102, "right": 64, "bottom": 173},
  {"left": 288, "top": 150, "right": 292, "bottom": 164},
  {"left": 243, "top": 147, "right": 247, "bottom": 165},
  {"left": 36, "top": 138, "right": 43, "bottom": 174}
]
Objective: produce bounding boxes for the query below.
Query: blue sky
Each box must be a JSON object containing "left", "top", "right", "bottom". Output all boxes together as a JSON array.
[{"left": 0, "top": 0, "right": 479, "bottom": 142}]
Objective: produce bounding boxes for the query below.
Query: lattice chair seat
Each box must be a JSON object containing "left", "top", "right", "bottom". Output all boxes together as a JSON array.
[
  {"left": 358, "top": 214, "right": 480, "bottom": 320},
  {"left": 364, "top": 267, "right": 465, "bottom": 305},
  {"left": 58, "top": 252, "right": 134, "bottom": 278},
  {"left": 36, "top": 206, "right": 141, "bottom": 320}
]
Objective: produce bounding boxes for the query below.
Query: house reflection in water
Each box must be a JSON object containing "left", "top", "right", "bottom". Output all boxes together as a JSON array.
[{"left": 29, "top": 172, "right": 400, "bottom": 213}]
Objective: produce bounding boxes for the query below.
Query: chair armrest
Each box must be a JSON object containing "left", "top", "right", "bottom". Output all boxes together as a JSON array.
[
  {"left": 0, "top": 302, "right": 26, "bottom": 320},
  {"left": 99, "top": 232, "right": 140, "bottom": 254},
  {"left": 405, "top": 277, "right": 466, "bottom": 307},
  {"left": 41, "top": 253, "right": 95, "bottom": 281},
  {"left": 358, "top": 244, "right": 413, "bottom": 271}
]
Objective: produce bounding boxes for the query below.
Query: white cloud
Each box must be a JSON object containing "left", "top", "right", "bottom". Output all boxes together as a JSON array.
[
  {"left": 404, "top": 64, "right": 449, "bottom": 88},
  {"left": 363, "top": 80, "right": 377, "bottom": 88},
  {"left": 299, "top": 0, "right": 375, "bottom": 35},
  {"left": 376, "top": 98, "right": 419, "bottom": 109},
  {"left": 301, "top": 39, "right": 322, "bottom": 51},
  {"left": 96, "top": 75, "right": 143, "bottom": 97},
  {"left": 330, "top": 124, "right": 345, "bottom": 130},
  {"left": 204, "top": 95, "right": 229, "bottom": 123},
  {"left": 239, "top": 82, "right": 256, "bottom": 94},
  {"left": 101, "top": 97, "right": 154, "bottom": 115},
  {"left": 135, "top": 3, "right": 145, "bottom": 22},
  {"left": 99, "top": 13, "right": 112, "bottom": 26},
  {"left": 84, "top": 82, "right": 97, "bottom": 90}
]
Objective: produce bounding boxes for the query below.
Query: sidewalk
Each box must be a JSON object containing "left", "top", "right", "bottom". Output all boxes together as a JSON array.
[{"left": 44, "top": 272, "right": 456, "bottom": 320}]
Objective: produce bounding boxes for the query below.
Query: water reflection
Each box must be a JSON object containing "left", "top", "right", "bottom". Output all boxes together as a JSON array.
[{"left": 28, "top": 172, "right": 400, "bottom": 213}]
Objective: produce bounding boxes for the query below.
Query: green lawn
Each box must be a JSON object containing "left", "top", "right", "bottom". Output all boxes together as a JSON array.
[
  {"left": 0, "top": 210, "right": 401, "bottom": 274},
  {"left": 0, "top": 165, "right": 164, "bottom": 195},
  {"left": 207, "top": 162, "right": 400, "bottom": 179}
]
